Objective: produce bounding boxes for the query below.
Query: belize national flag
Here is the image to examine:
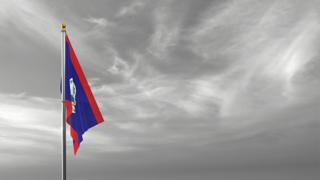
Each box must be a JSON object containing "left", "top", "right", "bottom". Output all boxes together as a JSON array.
[{"left": 64, "top": 34, "right": 104, "bottom": 155}]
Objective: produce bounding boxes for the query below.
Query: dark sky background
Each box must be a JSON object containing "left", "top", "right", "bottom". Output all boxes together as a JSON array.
[{"left": 0, "top": 0, "right": 319, "bottom": 180}]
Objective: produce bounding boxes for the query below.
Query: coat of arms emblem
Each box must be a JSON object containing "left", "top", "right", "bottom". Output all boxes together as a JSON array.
[{"left": 69, "top": 78, "right": 77, "bottom": 113}]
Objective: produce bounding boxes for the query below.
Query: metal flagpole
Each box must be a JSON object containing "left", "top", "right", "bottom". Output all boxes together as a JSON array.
[{"left": 61, "top": 23, "right": 67, "bottom": 180}]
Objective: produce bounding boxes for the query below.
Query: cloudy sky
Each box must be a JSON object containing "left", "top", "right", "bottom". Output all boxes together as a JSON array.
[{"left": 0, "top": 0, "right": 319, "bottom": 179}]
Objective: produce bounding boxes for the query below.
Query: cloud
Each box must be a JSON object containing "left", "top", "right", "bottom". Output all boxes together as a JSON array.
[
  {"left": 0, "top": 0, "right": 60, "bottom": 47},
  {"left": 84, "top": 17, "right": 113, "bottom": 28},
  {"left": 116, "top": 1, "right": 145, "bottom": 17},
  {"left": 0, "top": 93, "right": 60, "bottom": 166},
  {"left": 147, "top": 5, "right": 180, "bottom": 58},
  {"left": 0, "top": 0, "right": 112, "bottom": 73},
  {"left": 108, "top": 56, "right": 131, "bottom": 75},
  {"left": 183, "top": 0, "right": 320, "bottom": 116}
]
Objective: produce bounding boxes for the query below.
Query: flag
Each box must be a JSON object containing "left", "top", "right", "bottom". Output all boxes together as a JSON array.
[{"left": 64, "top": 34, "right": 104, "bottom": 154}]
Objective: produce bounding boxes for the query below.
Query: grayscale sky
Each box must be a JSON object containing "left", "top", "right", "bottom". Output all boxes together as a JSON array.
[{"left": 0, "top": 0, "right": 319, "bottom": 180}]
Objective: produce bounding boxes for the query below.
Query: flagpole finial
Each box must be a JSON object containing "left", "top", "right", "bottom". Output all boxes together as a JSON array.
[{"left": 61, "top": 24, "right": 66, "bottom": 32}]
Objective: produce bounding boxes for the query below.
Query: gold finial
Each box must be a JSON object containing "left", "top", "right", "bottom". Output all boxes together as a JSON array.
[{"left": 61, "top": 24, "right": 66, "bottom": 32}]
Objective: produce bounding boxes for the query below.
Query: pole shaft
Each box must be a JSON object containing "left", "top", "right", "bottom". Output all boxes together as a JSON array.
[{"left": 61, "top": 24, "right": 67, "bottom": 180}]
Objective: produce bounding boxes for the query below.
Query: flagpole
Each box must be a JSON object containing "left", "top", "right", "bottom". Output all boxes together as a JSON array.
[{"left": 61, "top": 23, "right": 67, "bottom": 180}]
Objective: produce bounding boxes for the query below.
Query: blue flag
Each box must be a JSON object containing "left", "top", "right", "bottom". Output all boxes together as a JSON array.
[{"left": 64, "top": 35, "right": 104, "bottom": 154}]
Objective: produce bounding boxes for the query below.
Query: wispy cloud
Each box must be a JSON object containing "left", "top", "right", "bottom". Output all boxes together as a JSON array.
[
  {"left": 186, "top": 0, "right": 320, "bottom": 116},
  {"left": 0, "top": 93, "right": 60, "bottom": 166},
  {"left": 147, "top": 6, "right": 180, "bottom": 58},
  {"left": 84, "top": 17, "right": 113, "bottom": 28},
  {"left": 0, "top": 0, "right": 60, "bottom": 47},
  {"left": 116, "top": 1, "right": 145, "bottom": 17}
]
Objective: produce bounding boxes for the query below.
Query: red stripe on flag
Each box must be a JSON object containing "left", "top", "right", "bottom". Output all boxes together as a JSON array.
[
  {"left": 64, "top": 100, "right": 72, "bottom": 124},
  {"left": 71, "top": 127, "right": 79, "bottom": 155},
  {"left": 65, "top": 100, "right": 79, "bottom": 154}
]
